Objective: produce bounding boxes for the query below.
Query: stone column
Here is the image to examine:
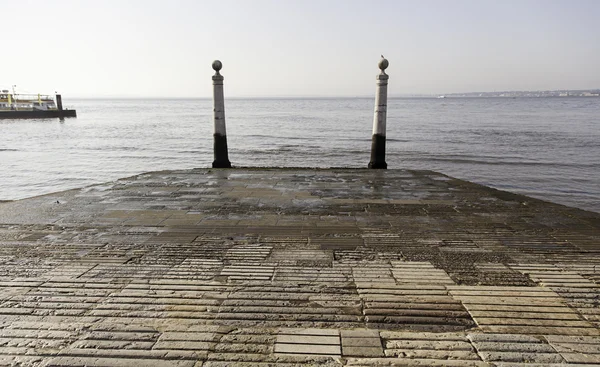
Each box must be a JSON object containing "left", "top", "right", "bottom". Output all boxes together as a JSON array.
[
  {"left": 211, "top": 60, "right": 232, "bottom": 168},
  {"left": 368, "top": 57, "right": 389, "bottom": 169}
]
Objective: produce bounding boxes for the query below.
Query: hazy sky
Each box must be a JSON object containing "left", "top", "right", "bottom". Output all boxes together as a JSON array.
[{"left": 2, "top": 0, "right": 599, "bottom": 97}]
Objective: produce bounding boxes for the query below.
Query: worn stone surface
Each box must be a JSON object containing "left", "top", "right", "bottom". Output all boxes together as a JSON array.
[{"left": 0, "top": 168, "right": 599, "bottom": 365}]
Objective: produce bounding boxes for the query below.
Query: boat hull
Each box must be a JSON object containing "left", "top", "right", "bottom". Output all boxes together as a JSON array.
[{"left": 0, "top": 110, "right": 77, "bottom": 119}]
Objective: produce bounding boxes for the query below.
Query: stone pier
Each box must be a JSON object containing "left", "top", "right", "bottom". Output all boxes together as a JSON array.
[{"left": 1, "top": 168, "right": 600, "bottom": 366}]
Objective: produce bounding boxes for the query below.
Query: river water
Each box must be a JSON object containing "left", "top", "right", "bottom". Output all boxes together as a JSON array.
[{"left": 1, "top": 97, "right": 598, "bottom": 213}]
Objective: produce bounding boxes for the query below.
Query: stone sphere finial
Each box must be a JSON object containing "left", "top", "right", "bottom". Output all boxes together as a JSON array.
[
  {"left": 212, "top": 60, "right": 222, "bottom": 72},
  {"left": 378, "top": 56, "right": 389, "bottom": 71}
]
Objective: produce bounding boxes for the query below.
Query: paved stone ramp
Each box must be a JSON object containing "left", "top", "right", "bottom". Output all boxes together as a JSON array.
[{"left": 0, "top": 168, "right": 599, "bottom": 366}]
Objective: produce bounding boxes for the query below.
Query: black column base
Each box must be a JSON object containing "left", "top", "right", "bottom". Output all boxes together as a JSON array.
[
  {"left": 213, "top": 133, "right": 232, "bottom": 168},
  {"left": 368, "top": 134, "right": 387, "bottom": 169},
  {"left": 368, "top": 161, "right": 387, "bottom": 169},
  {"left": 212, "top": 160, "right": 231, "bottom": 168}
]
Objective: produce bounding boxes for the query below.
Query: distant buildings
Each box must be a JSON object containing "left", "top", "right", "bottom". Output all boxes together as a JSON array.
[{"left": 446, "top": 89, "right": 600, "bottom": 98}]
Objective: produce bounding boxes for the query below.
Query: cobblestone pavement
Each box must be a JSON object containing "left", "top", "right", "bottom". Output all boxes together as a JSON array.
[{"left": 1, "top": 168, "right": 600, "bottom": 366}]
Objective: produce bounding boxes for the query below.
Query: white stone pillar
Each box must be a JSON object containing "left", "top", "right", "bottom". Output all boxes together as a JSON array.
[
  {"left": 211, "top": 60, "right": 231, "bottom": 168},
  {"left": 368, "top": 57, "right": 389, "bottom": 169}
]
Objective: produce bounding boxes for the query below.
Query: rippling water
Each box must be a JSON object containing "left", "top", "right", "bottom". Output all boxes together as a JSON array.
[{"left": 0, "top": 97, "right": 598, "bottom": 213}]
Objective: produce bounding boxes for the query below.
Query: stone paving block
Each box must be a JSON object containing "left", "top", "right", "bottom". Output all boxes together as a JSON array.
[
  {"left": 0, "top": 347, "right": 42, "bottom": 357},
  {"left": 343, "top": 346, "right": 384, "bottom": 357},
  {"left": 0, "top": 337, "right": 69, "bottom": 349},
  {"left": 381, "top": 332, "right": 469, "bottom": 341},
  {"left": 158, "top": 332, "right": 218, "bottom": 342},
  {"left": 481, "top": 325, "right": 600, "bottom": 336},
  {"left": 475, "top": 341, "right": 556, "bottom": 353},
  {"left": 0, "top": 307, "right": 34, "bottom": 315},
  {"left": 468, "top": 310, "right": 581, "bottom": 320},
  {"left": 277, "top": 335, "right": 339, "bottom": 345},
  {"left": 274, "top": 343, "right": 341, "bottom": 355},
  {"left": 384, "top": 349, "right": 480, "bottom": 360},
  {"left": 345, "top": 358, "right": 491, "bottom": 366},
  {"left": 341, "top": 329, "right": 380, "bottom": 338},
  {"left": 43, "top": 356, "right": 197, "bottom": 367},
  {"left": 56, "top": 348, "right": 204, "bottom": 360},
  {"left": 559, "top": 353, "right": 600, "bottom": 363},
  {"left": 69, "top": 340, "right": 155, "bottom": 350},
  {"left": 475, "top": 318, "right": 591, "bottom": 327},
  {"left": 153, "top": 340, "right": 215, "bottom": 351},
  {"left": 342, "top": 337, "right": 383, "bottom": 348},
  {"left": 0, "top": 355, "right": 46, "bottom": 366},
  {"left": 470, "top": 334, "right": 565, "bottom": 364},
  {"left": 203, "top": 355, "right": 342, "bottom": 366},
  {"left": 274, "top": 328, "right": 341, "bottom": 357},
  {"left": 384, "top": 338, "right": 480, "bottom": 360},
  {"left": 214, "top": 342, "right": 272, "bottom": 354},
  {"left": 391, "top": 261, "right": 456, "bottom": 285},
  {"left": 81, "top": 330, "right": 159, "bottom": 341},
  {"left": 385, "top": 340, "right": 474, "bottom": 351},
  {"left": 340, "top": 328, "right": 384, "bottom": 357},
  {"left": 468, "top": 334, "right": 542, "bottom": 343},
  {"left": 381, "top": 331, "right": 481, "bottom": 362},
  {"left": 0, "top": 328, "right": 76, "bottom": 339},
  {"left": 545, "top": 334, "right": 600, "bottom": 363},
  {"left": 278, "top": 328, "right": 339, "bottom": 336},
  {"left": 218, "top": 334, "right": 275, "bottom": 344}
]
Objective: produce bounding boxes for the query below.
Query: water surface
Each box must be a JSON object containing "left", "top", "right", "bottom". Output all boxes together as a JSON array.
[{"left": 0, "top": 97, "right": 598, "bottom": 213}]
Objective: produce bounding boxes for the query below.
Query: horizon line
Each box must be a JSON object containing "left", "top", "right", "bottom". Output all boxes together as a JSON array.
[{"left": 65, "top": 88, "right": 600, "bottom": 99}]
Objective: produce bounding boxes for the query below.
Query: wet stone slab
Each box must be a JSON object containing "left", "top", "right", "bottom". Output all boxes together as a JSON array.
[{"left": 0, "top": 168, "right": 599, "bottom": 365}]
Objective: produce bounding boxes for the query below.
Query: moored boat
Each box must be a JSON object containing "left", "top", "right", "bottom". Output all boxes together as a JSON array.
[{"left": 0, "top": 87, "right": 76, "bottom": 119}]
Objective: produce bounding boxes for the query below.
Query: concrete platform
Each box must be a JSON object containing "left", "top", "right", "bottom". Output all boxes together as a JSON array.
[{"left": 1, "top": 168, "right": 599, "bottom": 366}]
